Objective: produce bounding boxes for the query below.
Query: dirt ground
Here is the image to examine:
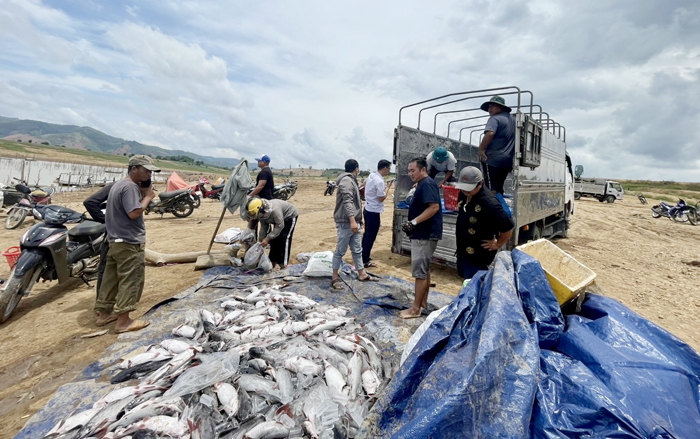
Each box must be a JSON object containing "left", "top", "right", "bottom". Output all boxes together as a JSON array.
[{"left": 0, "top": 179, "right": 699, "bottom": 438}]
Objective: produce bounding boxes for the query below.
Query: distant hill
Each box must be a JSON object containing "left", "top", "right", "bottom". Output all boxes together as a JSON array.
[{"left": 0, "top": 116, "right": 240, "bottom": 168}]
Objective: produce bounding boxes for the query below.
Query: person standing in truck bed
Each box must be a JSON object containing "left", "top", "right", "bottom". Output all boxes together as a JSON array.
[{"left": 478, "top": 95, "right": 515, "bottom": 195}]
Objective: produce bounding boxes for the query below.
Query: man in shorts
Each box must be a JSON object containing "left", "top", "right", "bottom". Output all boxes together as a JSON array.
[{"left": 399, "top": 157, "right": 443, "bottom": 319}]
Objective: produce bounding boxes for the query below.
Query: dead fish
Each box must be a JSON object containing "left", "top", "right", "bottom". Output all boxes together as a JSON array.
[
  {"left": 44, "top": 407, "right": 102, "bottom": 437},
  {"left": 119, "top": 351, "right": 173, "bottom": 370},
  {"left": 361, "top": 367, "right": 381, "bottom": 397},
  {"left": 213, "top": 382, "right": 239, "bottom": 417},
  {"left": 283, "top": 356, "right": 322, "bottom": 376},
  {"left": 116, "top": 415, "right": 188, "bottom": 438},
  {"left": 111, "top": 359, "right": 170, "bottom": 384},
  {"left": 323, "top": 360, "right": 346, "bottom": 396},
  {"left": 243, "top": 420, "right": 289, "bottom": 439},
  {"left": 348, "top": 352, "right": 363, "bottom": 400},
  {"left": 159, "top": 339, "right": 196, "bottom": 355},
  {"left": 236, "top": 374, "right": 282, "bottom": 402},
  {"left": 172, "top": 324, "right": 196, "bottom": 339},
  {"left": 93, "top": 384, "right": 162, "bottom": 409}
]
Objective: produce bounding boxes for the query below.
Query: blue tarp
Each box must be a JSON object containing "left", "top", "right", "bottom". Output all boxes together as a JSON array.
[{"left": 363, "top": 249, "right": 700, "bottom": 438}]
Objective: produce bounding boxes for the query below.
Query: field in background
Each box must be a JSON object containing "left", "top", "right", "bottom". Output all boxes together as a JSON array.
[{"left": 619, "top": 180, "right": 700, "bottom": 204}]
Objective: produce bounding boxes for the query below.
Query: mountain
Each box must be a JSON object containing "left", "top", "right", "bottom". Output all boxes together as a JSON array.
[{"left": 0, "top": 116, "right": 240, "bottom": 168}]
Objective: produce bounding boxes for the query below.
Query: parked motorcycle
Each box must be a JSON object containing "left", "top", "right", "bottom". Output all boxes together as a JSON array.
[
  {"left": 273, "top": 179, "right": 298, "bottom": 201},
  {"left": 637, "top": 194, "right": 647, "bottom": 205},
  {"left": 651, "top": 198, "right": 697, "bottom": 225},
  {"left": 324, "top": 181, "right": 336, "bottom": 196},
  {"left": 145, "top": 188, "right": 195, "bottom": 218},
  {"left": 0, "top": 205, "right": 106, "bottom": 322},
  {"left": 195, "top": 178, "right": 224, "bottom": 200},
  {"left": 5, "top": 182, "right": 54, "bottom": 229}
]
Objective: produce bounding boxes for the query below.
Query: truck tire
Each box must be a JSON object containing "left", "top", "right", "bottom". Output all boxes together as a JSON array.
[
  {"left": 605, "top": 195, "right": 615, "bottom": 203},
  {"left": 598, "top": 197, "right": 606, "bottom": 203},
  {"left": 574, "top": 192, "right": 581, "bottom": 200}
]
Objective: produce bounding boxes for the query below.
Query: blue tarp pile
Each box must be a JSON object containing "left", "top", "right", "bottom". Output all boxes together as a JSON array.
[{"left": 362, "top": 249, "right": 700, "bottom": 438}]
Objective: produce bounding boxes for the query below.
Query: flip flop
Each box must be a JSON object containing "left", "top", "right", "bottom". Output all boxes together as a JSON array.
[
  {"left": 331, "top": 278, "right": 344, "bottom": 291},
  {"left": 115, "top": 320, "right": 150, "bottom": 334},
  {"left": 365, "top": 261, "right": 378, "bottom": 268},
  {"left": 358, "top": 274, "right": 379, "bottom": 282},
  {"left": 95, "top": 314, "right": 117, "bottom": 327},
  {"left": 398, "top": 309, "right": 422, "bottom": 319}
]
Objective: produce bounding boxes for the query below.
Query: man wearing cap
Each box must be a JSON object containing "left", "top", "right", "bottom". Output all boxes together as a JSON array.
[
  {"left": 94, "top": 155, "right": 159, "bottom": 333},
  {"left": 455, "top": 166, "right": 513, "bottom": 279},
  {"left": 242, "top": 197, "right": 298, "bottom": 269},
  {"left": 399, "top": 157, "right": 443, "bottom": 319},
  {"left": 426, "top": 146, "right": 457, "bottom": 188},
  {"left": 250, "top": 155, "right": 274, "bottom": 200},
  {"left": 478, "top": 95, "right": 516, "bottom": 195},
  {"left": 362, "top": 159, "right": 393, "bottom": 268}
]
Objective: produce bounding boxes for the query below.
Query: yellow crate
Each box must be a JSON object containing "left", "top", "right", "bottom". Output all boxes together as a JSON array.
[{"left": 517, "top": 238, "right": 596, "bottom": 305}]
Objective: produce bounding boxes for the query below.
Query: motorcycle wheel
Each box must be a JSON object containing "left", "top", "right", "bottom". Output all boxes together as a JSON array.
[
  {"left": 688, "top": 208, "right": 698, "bottom": 226},
  {"left": 5, "top": 207, "right": 28, "bottom": 230},
  {"left": 672, "top": 211, "right": 689, "bottom": 223},
  {"left": 172, "top": 199, "right": 194, "bottom": 218},
  {"left": 191, "top": 195, "right": 201, "bottom": 208},
  {"left": 0, "top": 268, "right": 37, "bottom": 323},
  {"left": 651, "top": 207, "right": 661, "bottom": 218}
]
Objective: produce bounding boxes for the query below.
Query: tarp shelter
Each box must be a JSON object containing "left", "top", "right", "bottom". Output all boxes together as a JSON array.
[
  {"left": 165, "top": 171, "right": 195, "bottom": 192},
  {"left": 362, "top": 250, "right": 700, "bottom": 438}
]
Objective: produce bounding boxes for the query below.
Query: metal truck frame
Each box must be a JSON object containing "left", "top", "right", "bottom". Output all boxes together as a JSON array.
[{"left": 391, "top": 86, "right": 574, "bottom": 265}]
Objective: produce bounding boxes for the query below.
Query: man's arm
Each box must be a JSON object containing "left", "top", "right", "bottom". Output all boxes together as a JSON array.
[
  {"left": 478, "top": 131, "right": 495, "bottom": 161},
  {"left": 127, "top": 187, "right": 155, "bottom": 220},
  {"left": 482, "top": 228, "right": 513, "bottom": 251},
  {"left": 249, "top": 179, "right": 267, "bottom": 197},
  {"left": 376, "top": 181, "right": 392, "bottom": 202},
  {"left": 413, "top": 203, "right": 440, "bottom": 225},
  {"left": 438, "top": 171, "right": 453, "bottom": 188}
]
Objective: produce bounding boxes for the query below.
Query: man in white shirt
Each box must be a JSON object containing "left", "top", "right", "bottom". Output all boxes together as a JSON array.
[
  {"left": 426, "top": 146, "right": 457, "bottom": 187},
  {"left": 362, "top": 159, "right": 393, "bottom": 267}
]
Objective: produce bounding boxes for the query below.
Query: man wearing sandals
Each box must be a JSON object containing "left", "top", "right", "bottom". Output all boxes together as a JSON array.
[
  {"left": 399, "top": 157, "right": 443, "bottom": 319},
  {"left": 94, "top": 155, "right": 159, "bottom": 333},
  {"left": 331, "top": 159, "right": 375, "bottom": 290}
]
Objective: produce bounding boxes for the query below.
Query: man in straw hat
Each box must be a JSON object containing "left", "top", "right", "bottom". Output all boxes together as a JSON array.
[{"left": 478, "top": 95, "right": 516, "bottom": 195}]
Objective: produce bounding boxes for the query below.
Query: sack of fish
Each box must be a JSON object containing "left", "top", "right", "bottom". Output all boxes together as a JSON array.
[{"left": 45, "top": 285, "right": 394, "bottom": 438}]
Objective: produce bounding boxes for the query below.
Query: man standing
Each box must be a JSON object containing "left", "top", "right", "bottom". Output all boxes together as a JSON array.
[
  {"left": 331, "top": 159, "right": 375, "bottom": 290},
  {"left": 362, "top": 159, "right": 393, "bottom": 268},
  {"left": 454, "top": 167, "right": 513, "bottom": 279},
  {"left": 426, "top": 146, "right": 457, "bottom": 187},
  {"left": 242, "top": 197, "right": 298, "bottom": 270},
  {"left": 250, "top": 154, "right": 274, "bottom": 200},
  {"left": 478, "top": 95, "right": 516, "bottom": 194},
  {"left": 399, "top": 157, "right": 443, "bottom": 319},
  {"left": 83, "top": 181, "right": 115, "bottom": 293},
  {"left": 94, "top": 155, "right": 159, "bottom": 333}
]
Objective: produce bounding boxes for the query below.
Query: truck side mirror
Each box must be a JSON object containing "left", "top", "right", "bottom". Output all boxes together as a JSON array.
[{"left": 574, "top": 165, "right": 583, "bottom": 178}]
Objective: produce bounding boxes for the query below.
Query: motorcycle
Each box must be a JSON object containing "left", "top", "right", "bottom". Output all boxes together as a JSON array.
[
  {"left": 195, "top": 178, "right": 224, "bottom": 200},
  {"left": 637, "top": 194, "right": 647, "bottom": 205},
  {"left": 273, "top": 179, "right": 298, "bottom": 201},
  {"left": 145, "top": 188, "right": 195, "bottom": 218},
  {"left": 0, "top": 205, "right": 106, "bottom": 322},
  {"left": 651, "top": 198, "right": 697, "bottom": 225},
  {"left": 324, "top": 181, "right": 336, "bottom": 196},
  {"left": 5, "top": 182, "right": 54, "bottom": 230}
]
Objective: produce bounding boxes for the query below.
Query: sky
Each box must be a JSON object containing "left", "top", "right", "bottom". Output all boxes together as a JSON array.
[{"left": 1, "top": 0, "right": 699, "bottom": 181}]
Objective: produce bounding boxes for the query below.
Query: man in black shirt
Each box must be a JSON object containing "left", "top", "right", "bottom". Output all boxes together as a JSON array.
[
  {"left": 83, "top": 182, "right": 115, "bottom": 293},
  {"left": 250, "top": 154, "right": 274, "bottom": 200},
  {"left": 455, "top": 166, "right": 513, "bottom": 280}
]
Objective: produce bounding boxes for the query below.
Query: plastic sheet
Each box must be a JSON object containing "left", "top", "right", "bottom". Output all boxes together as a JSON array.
[{"left": 244, "top": 242, "right": 264, "bottom": 267}]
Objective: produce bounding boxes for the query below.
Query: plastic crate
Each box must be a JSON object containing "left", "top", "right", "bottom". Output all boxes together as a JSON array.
[
  {"left": 443, "top": 186, "right": 460, "bottom": 211},
  {"left": 517, "top": 239, "right": 596, "bottom": 305},
  {"left": 2, "top": 246, "right": 21, "bottom": 269}
]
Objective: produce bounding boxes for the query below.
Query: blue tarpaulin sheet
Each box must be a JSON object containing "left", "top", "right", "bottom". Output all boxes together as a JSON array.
[{"left": 362, "top": 249, "right": 700, "bottom": 438}]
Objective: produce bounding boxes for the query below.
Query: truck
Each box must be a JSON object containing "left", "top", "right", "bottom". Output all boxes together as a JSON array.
[
  {"left": 573, "top": 178, "right": 624, "bottom": 203},
  {"left": 391, "top": 86, "right": 575, "bottom": 265}
]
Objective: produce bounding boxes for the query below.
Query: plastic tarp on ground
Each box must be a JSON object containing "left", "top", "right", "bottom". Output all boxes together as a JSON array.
[
  {"left": 15, "top": 263, "right": 454, "bottom": 438},
  {"left": 363, "top": 249, "right": 700, "bottom": 438}
]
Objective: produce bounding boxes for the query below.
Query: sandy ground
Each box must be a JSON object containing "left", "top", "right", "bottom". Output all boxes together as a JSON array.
[{"left": 0, "top": 179, "right": 699, "bottom": 437}]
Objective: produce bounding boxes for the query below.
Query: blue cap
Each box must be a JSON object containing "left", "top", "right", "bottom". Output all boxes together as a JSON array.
[{"left": 255, "top": 154, "right": 270, "bottom": 163}]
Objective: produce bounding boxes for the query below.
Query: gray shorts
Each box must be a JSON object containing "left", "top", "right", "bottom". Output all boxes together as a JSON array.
[{"left": 411, "top": 239, "right": 438, "bottom": 279}]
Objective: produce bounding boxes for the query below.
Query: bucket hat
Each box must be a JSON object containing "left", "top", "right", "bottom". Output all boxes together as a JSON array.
[{"left": 480, "top": 95, "right": 512, "bottom": 113}]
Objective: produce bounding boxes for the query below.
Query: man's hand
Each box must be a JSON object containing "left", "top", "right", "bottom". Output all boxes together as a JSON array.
[
  {"left": 350, "top": 217, "right": 359, "bottom": 233},
  {"left": 261, "top": 237, "right": 269, "bottom": 247},
  {"left": 402, "top": 221, "right": 416, "bottom": 236},
  {"left": 141, "top": 186, "right": 155, "bottom": 201},
  {"left": 481, "top": 238, "right": 500, "bottom": 251},
  {"left": 479, "top": 150, "right": 488, "bottom": 161}
]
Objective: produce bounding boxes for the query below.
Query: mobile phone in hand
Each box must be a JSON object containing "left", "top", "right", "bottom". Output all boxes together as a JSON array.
[{"left": 140, "top": 178, "right": 152, "bottom": 188}]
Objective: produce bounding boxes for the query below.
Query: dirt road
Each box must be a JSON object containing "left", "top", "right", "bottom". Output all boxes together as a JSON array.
[{"left": 0, "top": 179, "right": 698, "bottom": 438}]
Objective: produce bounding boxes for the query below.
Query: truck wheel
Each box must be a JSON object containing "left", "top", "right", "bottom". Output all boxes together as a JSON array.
[
  {"left": 598, "top": 197, "right": 606, "bottom": 203},
  {"left": 574, "top": 192, "right": 581, "bottom": 200},
  {"left": 605, "top": 195, "right": 615, "bottom": 203}
]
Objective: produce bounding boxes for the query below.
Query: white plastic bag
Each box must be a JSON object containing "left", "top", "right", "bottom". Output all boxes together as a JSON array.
[
  {"left": 302, "top": 251, "right": 334, "bottom": 277},
  {"left": 296, "top": 252, "right": 314, "bottom": 263},
  {"left": 214, "top": 227, "right": 242, "bottom": 244},
  {"left": 258, "top": 252, "right": 273, "bottom": 272},
  {"left": 400, "top": 306, "right": 447, "bottom": 366},
  {"left": 244, "top": 242, "right": 265, "bottom": 267},
  {"left": 239, "top": 228, "right": 256, "bottom": 245}
]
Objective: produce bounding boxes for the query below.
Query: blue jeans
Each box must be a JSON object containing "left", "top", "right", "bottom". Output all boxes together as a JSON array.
[
  {"left": 362, "top": 209, "right": 381, "bottom": 265},
  {"left": 333, "top": 223, "right": 364, "bottom": 271}
]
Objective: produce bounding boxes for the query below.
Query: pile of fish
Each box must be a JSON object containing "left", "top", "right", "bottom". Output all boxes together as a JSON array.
[{"left": 45, "top": 285, "right": 395, "bottom": 438}]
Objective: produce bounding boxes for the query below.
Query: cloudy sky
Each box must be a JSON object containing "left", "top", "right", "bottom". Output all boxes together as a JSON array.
[{"left": 1, "top": 0, "right": 699, "bottom": 181}]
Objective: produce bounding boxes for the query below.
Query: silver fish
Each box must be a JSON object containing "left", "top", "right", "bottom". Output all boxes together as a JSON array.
[{"left": 243, "top": 421, "right": 289, "bottom": 439}]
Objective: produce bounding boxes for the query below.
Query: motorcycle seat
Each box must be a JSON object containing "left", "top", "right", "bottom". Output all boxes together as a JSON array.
[
  {"left": 159, "top": 189, "right": 190, "bottom": 200},
  {"left": 211, "top": 184, "right": 225, "bottom": 190},
  {"left": 69, "top": 221, "right": 106, "bottom": 239}
]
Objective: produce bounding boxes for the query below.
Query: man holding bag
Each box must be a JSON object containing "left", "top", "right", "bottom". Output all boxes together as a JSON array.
[{"left": 242, "top": 197, "right": 298, "bottom": 270}]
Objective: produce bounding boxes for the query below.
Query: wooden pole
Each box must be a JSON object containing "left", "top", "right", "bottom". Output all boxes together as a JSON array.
[{"left": 207, "top": 207, "right": 228, "bottom": 254}]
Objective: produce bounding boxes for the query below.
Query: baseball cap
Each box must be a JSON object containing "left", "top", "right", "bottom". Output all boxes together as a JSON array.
[
  {"left": 454, "top": 166, "right": 483, "bottom": 191},
  {"left": 255, "top": 154, "right": 271, "bottom": 163},
  {"left": 432, "top": 147, "right": 449, "bottom": 162},
  {"left": 128, "top": 154, "right": 161, "bottom": 172}
]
